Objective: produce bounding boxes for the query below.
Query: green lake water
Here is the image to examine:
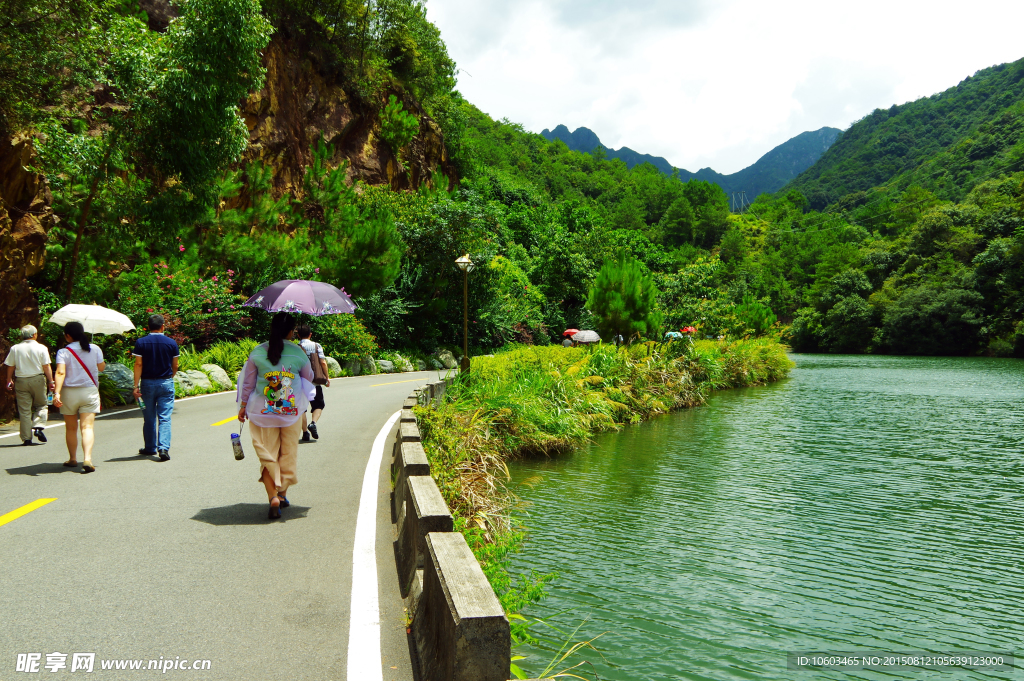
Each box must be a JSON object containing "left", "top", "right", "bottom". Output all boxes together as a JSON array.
[{"left": 507, "top": 354, "right": 1024, "bottom": 680}]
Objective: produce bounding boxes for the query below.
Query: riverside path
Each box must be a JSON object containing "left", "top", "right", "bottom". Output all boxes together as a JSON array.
[{"left": 0, "top": 370, "right": 443, "bottom": 680}]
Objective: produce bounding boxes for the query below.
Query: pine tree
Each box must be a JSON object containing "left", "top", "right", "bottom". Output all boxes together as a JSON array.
[
  {"left": 658, "top": 196, "right": 696, "bottom": 246},
  {"left": 587, "top": 252, "right": 663, "bottom": 342},
  {"left": 292, "top": 137, "right": 404, "bottom": 296}
]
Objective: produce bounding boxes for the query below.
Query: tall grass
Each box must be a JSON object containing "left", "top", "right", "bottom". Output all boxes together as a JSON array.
[{"left": 177, "top": 339, "right": 260, "bottom": 375}]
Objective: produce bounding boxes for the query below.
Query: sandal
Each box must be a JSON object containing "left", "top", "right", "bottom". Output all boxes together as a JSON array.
[
  {"left": 268, "top": 496, "right": 281, "bottom": 520},
  {"left": 63, "top": 460, "right": 79, "bottom": 467},
  {"left": 278, "top": 494, "right": 290, "bottom": 508},
  {"left": 82, "top": 463, "right": 95, "bottom": 473}
]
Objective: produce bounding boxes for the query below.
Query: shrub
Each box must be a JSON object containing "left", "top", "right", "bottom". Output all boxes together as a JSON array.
[
  {"left": 310, "top": 313, "right": 378, "bottom": 362},
  {"left": 202, "top": 339, "right": 259, "bottom": 375},
  {"left": 878, "top": 284, "right": 985, "bottom": 355},
  {"left": 114, "top": 263, "right": 250, "bottom": 349}
]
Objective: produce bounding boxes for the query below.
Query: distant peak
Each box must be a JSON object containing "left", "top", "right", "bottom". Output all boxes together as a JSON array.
[{"left": 540, "top": 123, "right": 842, "bottom": 198}]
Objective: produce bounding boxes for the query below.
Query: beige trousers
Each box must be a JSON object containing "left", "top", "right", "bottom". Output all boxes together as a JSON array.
[
  {"left": 250, "top": 420, "right": 301, "bottom": 493},
  {"left": 15, "top": 374, "right": 48, "bottom": 442}
]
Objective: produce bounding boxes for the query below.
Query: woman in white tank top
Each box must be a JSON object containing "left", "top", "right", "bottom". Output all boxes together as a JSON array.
[{"left": 53, "top": 322, "right": 106, "bottom": 473}]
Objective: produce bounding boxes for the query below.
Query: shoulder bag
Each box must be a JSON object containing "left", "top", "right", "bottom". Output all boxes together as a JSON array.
[{"left": 306, "top": 343, "right": 329, "bottom": 386}]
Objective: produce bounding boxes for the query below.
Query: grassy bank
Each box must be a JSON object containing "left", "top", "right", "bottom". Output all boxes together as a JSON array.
[
  {"left": 414, "top": 339, "right": 793, "bottom": 655},
  {"left": 417, "top": 339, "right": 792, "bottom": 527}
]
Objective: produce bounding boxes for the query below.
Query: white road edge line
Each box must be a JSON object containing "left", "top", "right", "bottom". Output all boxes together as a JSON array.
[{"left": 348, "top": 409, "right": 401, "bottom": 681}]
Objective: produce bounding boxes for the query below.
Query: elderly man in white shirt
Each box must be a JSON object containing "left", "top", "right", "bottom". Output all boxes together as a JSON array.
[{"left": 3, "top": 325, "right": 55, "bottom": 445}]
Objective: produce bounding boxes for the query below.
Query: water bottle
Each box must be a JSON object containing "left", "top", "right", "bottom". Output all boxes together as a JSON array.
[
  {"left": 46, "top": 392, "right": 54, "bottom": 406},
  {"left": 138, "top": 396, "right": 145, "bottom": 410},
  {"left": 231, "top": 432, "right": 244, "bottom": 460}
]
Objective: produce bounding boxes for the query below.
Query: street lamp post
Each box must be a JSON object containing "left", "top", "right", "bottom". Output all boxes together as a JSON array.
[{"left": 454, "top": 254, "right": 474, "bottom": 374}]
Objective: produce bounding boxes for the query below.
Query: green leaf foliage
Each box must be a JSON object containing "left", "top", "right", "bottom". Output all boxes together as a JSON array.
[
  {"left": 380, "top": 94, "right": 420, "bottom": 157},
  {"left": 134, "top": 0, "right": 273, "bottom": 189}
]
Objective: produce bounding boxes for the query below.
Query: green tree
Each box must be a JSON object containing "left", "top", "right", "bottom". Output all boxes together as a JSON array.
[
  {"left": 733, "top": 294, "right": 776, "bottom": 336},
  {"left": 587, "top": 252, "right": 662, "bottom": 341},
  {"left": 135, "top": 0, "right": 273, "bottom": 190},
  {"left": 878, "top": 284, "right": 985, "bottom": 355},
  {"left": 0, "top": 0, "right": 115, "bottom": 134},
  {"left": 380, "top": 93, "right": 420, "bottom": 164},
  {"left": 478, "top": 256, "right": 547, "bottom": 344},
  {"left": 822, "top": 296, "right": 874, "bottom": 353},
  {"left": 291, "top": 137, "right": 405, "bottom": 295},
  {"left": 37, "top": 0, "right": 273, "bottom": 300},
  {"left": 658, "top": 196, "right": 696, "bottom": 247}
]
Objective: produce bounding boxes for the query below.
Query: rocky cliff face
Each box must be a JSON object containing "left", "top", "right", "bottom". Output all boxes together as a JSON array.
[
  {"left": 0, "top": 134, "right": 56, "bottom": 417},
  {"left": 242, "top": 34, "right": 457, "bottom": 199}
]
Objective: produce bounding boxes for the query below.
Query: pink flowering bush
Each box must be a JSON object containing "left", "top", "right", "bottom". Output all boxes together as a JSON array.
[{"left": 114, "top": 263, "right": 251, "bottom": 348}]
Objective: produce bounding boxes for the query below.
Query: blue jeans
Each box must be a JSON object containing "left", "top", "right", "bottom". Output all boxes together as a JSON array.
[{"left": 141, "top": 378, "right": 175, "bottom": 452}]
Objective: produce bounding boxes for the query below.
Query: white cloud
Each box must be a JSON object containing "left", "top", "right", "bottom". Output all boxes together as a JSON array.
[{"left": 426, "top": 0, "right": 1024, "bottom": 174}]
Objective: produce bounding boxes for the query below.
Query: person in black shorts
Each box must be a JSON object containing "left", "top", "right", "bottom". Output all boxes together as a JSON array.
[{"left": 296, "top": 324, "right": 329, "bottom": 443}]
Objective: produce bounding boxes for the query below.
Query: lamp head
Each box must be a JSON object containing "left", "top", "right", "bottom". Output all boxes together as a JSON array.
[{"left": 455, "top": 253, "right": 474, "bottom": 273}]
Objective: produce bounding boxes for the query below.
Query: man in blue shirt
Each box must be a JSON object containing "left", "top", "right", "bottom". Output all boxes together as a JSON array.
[{"left": 131, "top": 314, "right": 179, "bottom": 461}]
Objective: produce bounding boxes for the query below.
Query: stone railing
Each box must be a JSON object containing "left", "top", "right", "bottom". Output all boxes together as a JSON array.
[{"left": 391, "top": 377, "right": 514, "bottom": 681}]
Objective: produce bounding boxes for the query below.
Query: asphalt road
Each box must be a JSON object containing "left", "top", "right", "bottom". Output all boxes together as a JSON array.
[{"left": 0, "top": 371, "right": 443, "bottom": 680}]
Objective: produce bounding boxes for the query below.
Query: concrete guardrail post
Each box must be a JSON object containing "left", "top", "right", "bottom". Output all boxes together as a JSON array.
[
  {"left": 394, "top": 395, "right": 419, "bottom": 468},
  {"left": 397, "top": 475, "right": 453, "bottom": 598},
  {"left": 414, "top": 532, "right": 510, "bottom": 681},
  {"left": 393, "top": 440, "right": 430, "bottom": 522},
  {"left": 431, "top": 380, "right": 446, "bottom": 406},
  {"left": 391, "top": 415, "right": 422, "bottom": 473}
]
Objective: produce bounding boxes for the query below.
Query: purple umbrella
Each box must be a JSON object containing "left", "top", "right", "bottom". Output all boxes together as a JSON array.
[{"left": 243, "top": 280, "right": 357, "bottom": 316}]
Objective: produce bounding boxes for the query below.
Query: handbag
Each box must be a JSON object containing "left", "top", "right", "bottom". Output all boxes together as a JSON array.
[
  {"left": 306, "top": 343, "right": 329, "bottom": 386},
  {"left": 67, "top": 346, "right": 101, "bottom": 411}
]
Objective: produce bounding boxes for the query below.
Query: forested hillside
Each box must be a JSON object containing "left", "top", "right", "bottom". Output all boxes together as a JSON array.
[
  {"left": 2, "top": 0, "right": 1022, "bottom": 374},
  {"left": 787, "top": 59, "right": 1024, "bottom": 210}
]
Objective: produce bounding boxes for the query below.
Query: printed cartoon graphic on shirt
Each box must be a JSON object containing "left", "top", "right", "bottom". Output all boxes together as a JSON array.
[{"left": 262, "top": 369, "right": 298, "bottom": 415}]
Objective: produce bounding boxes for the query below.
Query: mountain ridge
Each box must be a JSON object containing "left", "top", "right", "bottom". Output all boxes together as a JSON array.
[{"left": 541, "top": 124, "right": 841, "bottom": 199}]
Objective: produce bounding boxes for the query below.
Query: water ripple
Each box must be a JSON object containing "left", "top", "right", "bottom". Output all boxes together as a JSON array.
[{"left": 509, "top": 355, "right": 1024, "bottom": 680}]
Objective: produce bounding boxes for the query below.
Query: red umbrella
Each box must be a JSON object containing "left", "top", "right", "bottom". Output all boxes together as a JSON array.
[{"left": 563, "top": 328, "right": 580, "bottom": 337}]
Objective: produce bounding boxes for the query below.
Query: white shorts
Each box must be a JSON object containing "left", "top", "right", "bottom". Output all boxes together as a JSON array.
[{"left": 59, "top": 385, "right": 101, "bottom": 415}]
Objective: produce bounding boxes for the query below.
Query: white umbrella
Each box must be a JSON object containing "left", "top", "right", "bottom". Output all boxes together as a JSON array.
[
  {"left": 48, "top": 304, "right": 136, "bottom": 335},
  {"left": 572, "top": 330, "right": 602, "bottom": 344}
]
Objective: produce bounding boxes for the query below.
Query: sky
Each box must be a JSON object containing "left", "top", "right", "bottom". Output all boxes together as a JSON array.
[{"left": 425, "top": 0, "right": 1024, "bottom": 174}]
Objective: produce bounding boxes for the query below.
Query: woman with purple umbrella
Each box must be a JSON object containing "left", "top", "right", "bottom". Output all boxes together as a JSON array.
[
  {"left": 238, "top": 280, "right": 356, "bottom": 519},
  {"left": 236, "top": 312, "right": 315, "bottom": 520}
]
